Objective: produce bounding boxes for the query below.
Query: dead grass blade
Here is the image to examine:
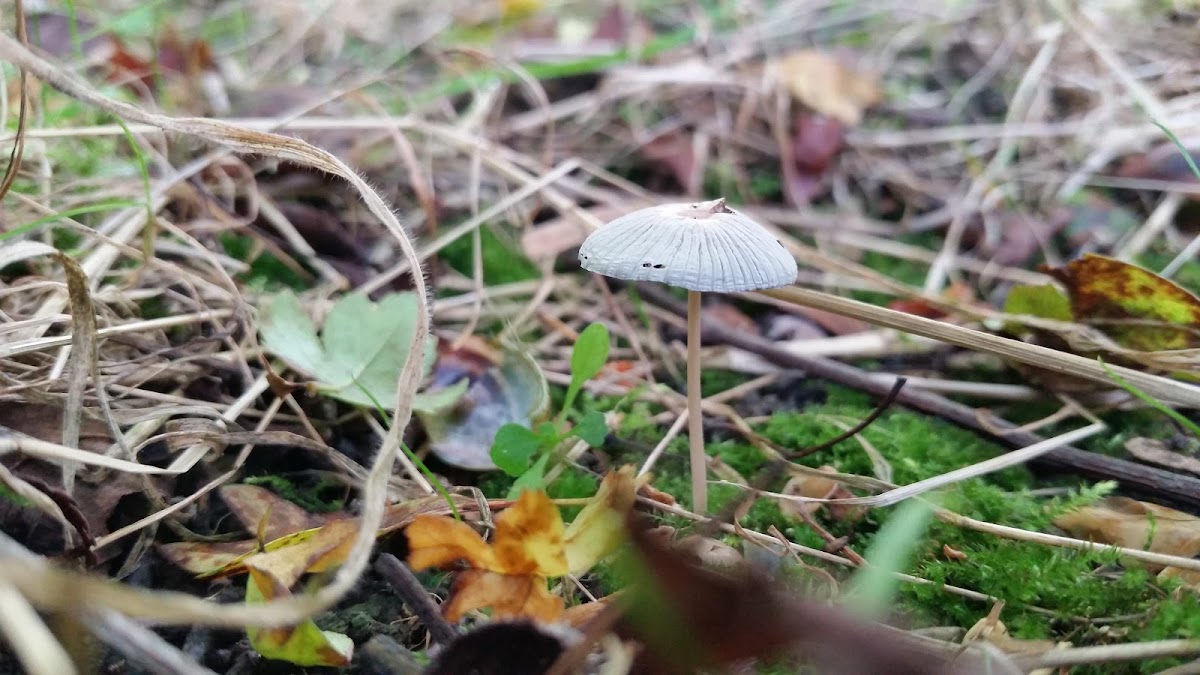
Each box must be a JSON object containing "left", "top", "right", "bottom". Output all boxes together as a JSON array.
[
  {"left": 759, "top": 287, "right": 1200, "bottom": 408},
  {"left": 0, "top": 33, "right": 427, "bottom": 627}
]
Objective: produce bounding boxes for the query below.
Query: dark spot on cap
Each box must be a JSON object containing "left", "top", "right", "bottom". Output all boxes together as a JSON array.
[{"left": 653, "top": 263, "right": 665, "bottom": 269}]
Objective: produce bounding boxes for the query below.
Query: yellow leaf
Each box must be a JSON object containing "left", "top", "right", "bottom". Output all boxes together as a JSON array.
[
  {"left": 242, "top": 518, "right": 362, "bottom": 589},
  {"left": 492, "top": 489, "right": 568, "bottom": 577},
  {"left": 406, "top": 515, "right": 498, "bottom": 572},
  {"left": 405, "top": 488, "right": 568, "bottom": 622},
  {"left": 563, "top": 465, "right": 640, "bottom": 575},
  {"left": 443, "top": 569, "right": 563, "bottom": 623}
]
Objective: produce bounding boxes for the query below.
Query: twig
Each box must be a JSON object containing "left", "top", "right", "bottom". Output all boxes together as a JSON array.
[
  {"left": 1014, "top": 639, "right": 1200, "bottom": 670},
  {"left": 790, "top": 378, "right": 907, "bottom": 459},
  {"left": 374, "top": 554, "right": 458, "bottom": 646}
]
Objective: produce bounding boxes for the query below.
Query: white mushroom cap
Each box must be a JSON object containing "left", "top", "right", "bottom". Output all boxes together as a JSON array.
[{"left": 578, "top": 198, "right": 798, "bottom": 292}]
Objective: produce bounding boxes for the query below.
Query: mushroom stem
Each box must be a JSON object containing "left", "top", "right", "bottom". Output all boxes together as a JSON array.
[{"left": 686, "top": 290, "right": 707, "bottom": 514}]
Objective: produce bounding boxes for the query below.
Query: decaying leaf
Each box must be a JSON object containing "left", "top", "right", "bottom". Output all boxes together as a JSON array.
[
  {"left": 158, "top": 487, "right": 460, "bottom": 576},
  {"left": 407, "top": 489, "right": 568, "bottom": 622},
  {"left": 1003, "top": 284, "right": 1073, "bottom": 324},
  {"left": 1124, "top": 437, "right": 1200, "bottom": 477},
  {"left": 158, "top": 486, "right": 465, "bottom": 666},
  {"left": 563, "top": 466, "right": 642, "bottom": 575},
  {"left": 258, "top": 290, "right": 468, "bottom": 410},
  {"left": 158, "top": 484, "right": 327, "bottom": 574},
  {"left": 246, "top": 568, "right": 353, "bottom": 667},
  {"left": 766, "top": 50, "right": 883, "bottom": 126},
  {"left": 1053, "top": 497, "right": 1200, "bottom": 572},
  {"left": 1040, "top": 254, "right": 1200, "bottom": 352},
  {"left": 779, "top": 466, "right": 867, "bottom": 523},
  {"left": 417, "top": 337, "right": 550, "bottom": 470},
  {"left": 407, "top": 469, "right": 637, "bottom": 622},
  {"left": 963, "top": 618, "right": 1063, "bottom": 656}
]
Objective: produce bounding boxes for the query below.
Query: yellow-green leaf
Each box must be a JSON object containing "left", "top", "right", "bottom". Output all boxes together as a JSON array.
[
  {"left": 1004, "top": 284, "right": 1072, "bottom": 322},
  {"left": 245, "top": 572, "right": 353, "bottom": 667}
]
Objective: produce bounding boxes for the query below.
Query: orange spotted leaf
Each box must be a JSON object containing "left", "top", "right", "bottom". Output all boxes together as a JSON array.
[{"left": 1041, "top": 254, "right": 1200, "bottom": 351}]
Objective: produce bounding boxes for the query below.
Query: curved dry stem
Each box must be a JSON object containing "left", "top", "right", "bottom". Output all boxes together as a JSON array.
[{"left": 0, "top": 33, "right": 428, "bottom": 628}]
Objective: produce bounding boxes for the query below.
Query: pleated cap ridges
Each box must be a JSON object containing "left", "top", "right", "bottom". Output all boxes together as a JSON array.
[{"left": 578, "top": 198, "right": 799, "bottom": 292}]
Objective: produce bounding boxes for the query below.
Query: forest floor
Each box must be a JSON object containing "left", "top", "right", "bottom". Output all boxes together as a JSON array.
[{"left": 3, "top": 1, "right": 1200, "bottom": 673}]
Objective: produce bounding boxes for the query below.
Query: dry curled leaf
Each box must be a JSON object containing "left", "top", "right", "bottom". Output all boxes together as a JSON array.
[
  {"left": 563, "top": 465, "right": 642, "bottom": 575},
  {"left": 779, "top": 466, "right": 867, "bottom": 523},
  {"left": 1053, "top": 497, "right": 1200, "bottom": 572},
  {"left": 767, "top": 50, "right": 882, "bottom": 126},
  {"left": 417, "top": 337, "right": 550, "bottom": 471},
  {"left": 1124, "top": 437, "right": 1200, "bottom": 477},
  {"left": 963, "top": 618, "right": 1063, "bottom": 656},
  {"left": 158, "top": 488, "right": 459, "bottom": 576}
]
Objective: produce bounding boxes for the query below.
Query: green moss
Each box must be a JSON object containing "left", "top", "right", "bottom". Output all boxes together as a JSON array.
[
  {"left": 616, "top": 401, "right": 666, "bottom": 445},
  {"left": 549, "top": 470, "right": 598, "bottom": 522},
  {"left": 438, "top": 225, "right": 539, "bottom": 286},
  {"left": 218, "top": 232, "right": 309, "bottom": 290},
  {"left": 242, "top": 475, "right": 347, "bottom": 513},
  {"left": 475, "top": 471, "right": 514, "bottom": 499},
  {"left": 700, "top": 369, "right": 751, "bottom": 397}
]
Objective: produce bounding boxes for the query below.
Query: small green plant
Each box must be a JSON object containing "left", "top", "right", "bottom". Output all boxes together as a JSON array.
[{"left": 490, "top": 322, "right": 611, "bottom": 497}]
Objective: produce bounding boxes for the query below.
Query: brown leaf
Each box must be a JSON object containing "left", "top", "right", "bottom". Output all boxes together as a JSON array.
[
  {"left": 777, "top": 307, "right": 869, "bottom": 336},
  {"left": 620, "top": 516, "right": 974, "bottom": 674},
  {"left": 640, "top": 131, "right": 698, "bottom": 193},
  {"left": 520, "top": 205, "right": 620, "bottom": 262},
  {"left": 779, "top": 467, "right": 866, "bottom": 523},
  {"left": 1053, "top": 497, "right": 1200, "bottom": 571},
  {"left": 793, "top": 114, "right": 846, "bottom": 173},
  {"left": 703, "top": 301, "right": 760, "bottom": 339},
  {"left": 767, "top": 50, "right": 882, "bottom": 126},
  {"left": 1117, "top": 140, "right": 1200, "bottom": 187},
  {"left": 1124, "top": 437, "right": 1200, "bottom": 477},
  {"left": 0, "top": 403, "right": 150, "bottom": 554},
  {"left": 160, "top": 491, "right": 459, "bottom": 576},
  {"left": 942, "top": 544, "right": 969, "bottom": 561},
  {"left": 221, "top": 484, "right": 328, "bottom": 539},
  {"left": 964, "top": 619, "right": 1062, "bottom": 656}
]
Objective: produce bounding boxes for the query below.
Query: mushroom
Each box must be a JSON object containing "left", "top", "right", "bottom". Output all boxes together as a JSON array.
[{"left": 579, "top": 198, "right": 798, "bottom": 513}]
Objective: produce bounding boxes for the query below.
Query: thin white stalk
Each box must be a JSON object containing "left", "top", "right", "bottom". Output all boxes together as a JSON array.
[{"left": 687, "top": 290, "right": 708, "bottom": 514}]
